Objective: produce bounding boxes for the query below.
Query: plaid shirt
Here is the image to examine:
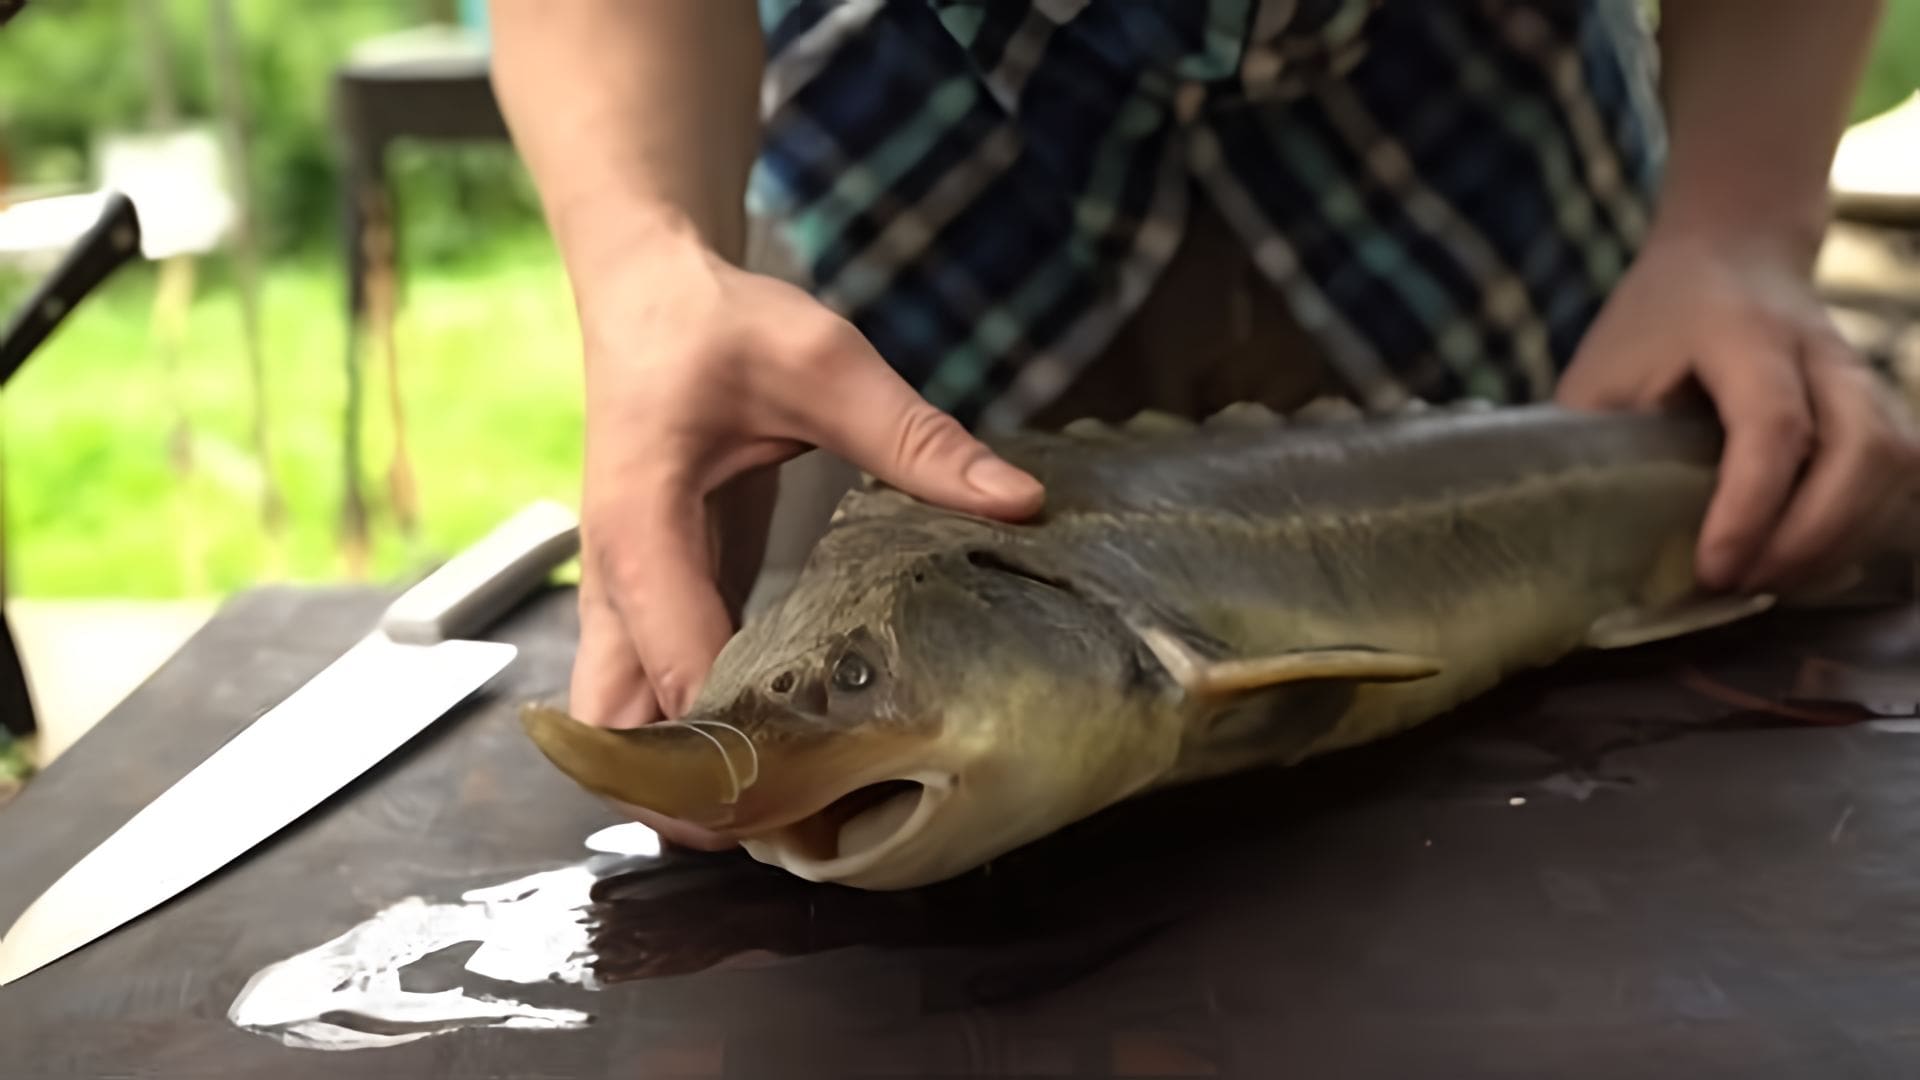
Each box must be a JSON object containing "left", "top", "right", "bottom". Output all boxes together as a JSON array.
[{"left": 749, "top": 0, "right": 1666, "bottom": 431}]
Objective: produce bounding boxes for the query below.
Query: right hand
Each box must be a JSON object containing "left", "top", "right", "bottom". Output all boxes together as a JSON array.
[{"left": 569, "top": 218, "right": 1046, "bottom": 849}]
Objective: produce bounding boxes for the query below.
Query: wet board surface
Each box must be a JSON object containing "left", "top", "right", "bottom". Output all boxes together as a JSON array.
[{"left": 5, "top": 585, "right": 1920, "bottom": 1077}]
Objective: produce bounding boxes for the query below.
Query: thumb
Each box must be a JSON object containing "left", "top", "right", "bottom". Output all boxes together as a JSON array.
[
  {"left": 1555, "top": 321, "right": 1648, "bottom": 412},
  {"left": 800, "top": 349, "right": 1045, "bottom": 520}
]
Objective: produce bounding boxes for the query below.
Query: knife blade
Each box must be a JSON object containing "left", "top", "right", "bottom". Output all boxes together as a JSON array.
[{"left": 0, "top": 498, "right": 581, "bottom": 988}]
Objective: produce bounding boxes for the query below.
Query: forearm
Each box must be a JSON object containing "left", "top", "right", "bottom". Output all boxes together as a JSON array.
[
  {"left": 487, "top": 0, "right": 765, "bottom": 274},
  {"left": 1651, "top": 0, "right": 1882, "bottom": 266}
]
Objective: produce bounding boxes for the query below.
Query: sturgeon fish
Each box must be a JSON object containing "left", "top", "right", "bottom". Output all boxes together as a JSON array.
[{"left": 523, "top": 399, "right": 1915, "bottom": 890}]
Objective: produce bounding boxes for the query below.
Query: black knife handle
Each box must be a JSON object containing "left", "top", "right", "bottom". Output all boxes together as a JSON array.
[
  {"left": 0, "top": 190, "right": 143, "bottom": 387},
  {"left": 0, "top": 605, "right": 30, "bottom": 738}
]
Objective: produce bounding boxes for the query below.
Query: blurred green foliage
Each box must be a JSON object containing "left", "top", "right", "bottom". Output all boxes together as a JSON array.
[
  {"left": 0, "top": 0, "right": 545, "bottom": 263},
  {"left": 0, "top": 0, "right": 1914, "bottom": 268},
  {"left": 1856, "top": 0, "right": 1920, "bottom": 122},
  {"left": 0, "top": 726, "right": 29, "bottom": 789},
  {"left": 1, "top": 233, "right": 585, "bottom": 598}
]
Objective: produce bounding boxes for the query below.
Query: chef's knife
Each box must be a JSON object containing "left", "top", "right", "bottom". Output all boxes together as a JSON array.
[{"left": 0, "top": 498, "right": 581, "bottom": 988}]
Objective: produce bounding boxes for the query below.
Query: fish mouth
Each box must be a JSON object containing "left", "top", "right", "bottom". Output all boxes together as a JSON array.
[
  {"left": 741, "top": 770, "right": 955, "bottom": 883},
  {"left": 518, "top": 705, "right": 952, "bottom": 866}
]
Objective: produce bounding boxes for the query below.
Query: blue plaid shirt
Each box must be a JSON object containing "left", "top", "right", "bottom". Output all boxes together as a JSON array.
[{"left": 749, "top": 0, "right": 1666, "bottom": 431}]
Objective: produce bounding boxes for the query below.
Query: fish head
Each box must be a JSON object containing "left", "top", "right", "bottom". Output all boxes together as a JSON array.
[{"left": 522, "top": 509, "right": 1186, "bottom": 890}]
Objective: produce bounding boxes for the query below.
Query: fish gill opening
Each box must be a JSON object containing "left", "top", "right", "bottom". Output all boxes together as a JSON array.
[{"left": 965, "top": 549, "right": 1078, "bottom": 594}]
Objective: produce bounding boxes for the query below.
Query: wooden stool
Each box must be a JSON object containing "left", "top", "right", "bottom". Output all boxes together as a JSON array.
[{"left": 330, "top": 27, "right": 508, "bottom": 574}]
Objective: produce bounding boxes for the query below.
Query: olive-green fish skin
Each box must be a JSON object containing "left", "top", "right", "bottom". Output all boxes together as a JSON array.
[
  {"left": 962, "top": 403, "right": 1728, "bottom": 778},
  {"left": 526, "top": 399, "right": 1907, "bottom": 891}
]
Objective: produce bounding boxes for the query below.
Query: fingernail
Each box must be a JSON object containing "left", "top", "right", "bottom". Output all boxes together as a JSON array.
[{"left": 964, "top": 456, "right": 1042, "bottom": 503}]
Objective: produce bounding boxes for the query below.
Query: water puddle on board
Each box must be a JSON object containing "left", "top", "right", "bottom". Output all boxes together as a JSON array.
[{"left": 227, "top": 823, "right": 661, "bottom": 1052}]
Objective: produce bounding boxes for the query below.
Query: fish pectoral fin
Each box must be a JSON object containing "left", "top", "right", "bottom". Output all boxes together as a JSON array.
[
  {"left": 1132, "top": 623, "right": 1442, "bottom": 700},
  {"left": 1190, "top": 648, "right": 1445, "bottom": 694},
  {"left": 1584, "top": 591, "right": 1776, "bottom": 650}
]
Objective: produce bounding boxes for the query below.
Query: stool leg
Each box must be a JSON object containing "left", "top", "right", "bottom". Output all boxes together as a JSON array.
[
  {"left": 339, "top": 175, "right": 375, "bottom": 580},
  {"left": 153, "top": 253, "right": 207, "bottom": 597},
  {"left": 361, "top": 184, "right": 419, "bottom": 544}
]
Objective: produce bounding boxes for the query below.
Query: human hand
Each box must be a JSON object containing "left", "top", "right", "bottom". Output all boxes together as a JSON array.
[
  {"left": 569, "top": 217, "right": 1045, "bottom": 849},
  {"left": 1556, "top": 228, "right": 1920, "bottom": 595}
]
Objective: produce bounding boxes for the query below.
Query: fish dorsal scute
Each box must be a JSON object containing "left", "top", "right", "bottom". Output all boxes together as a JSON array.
[
  {"left": 1120, "top": 409, "right": 1197, "bottom": 437},
  {"left": 1201, "top": 401, "right": 1284, "bottom": 430},
  {"left": 1060, "top": 416, "right": 1124, "bottom": 441},
  {"left": 1187, "top": 393, "right": 1465, "bottom": 434},
  {"left": 1020, "top": 393, "right": 1491, "bottom": 455},
  {"left": 1057, "top": 409, "right": 1197, "bottom": 443},
  {"left": 1287, "top": 396, "right": 1366, "bottom": 425},
  {"left": 829, "top": 482, "right": 918, "bottom": 525}
]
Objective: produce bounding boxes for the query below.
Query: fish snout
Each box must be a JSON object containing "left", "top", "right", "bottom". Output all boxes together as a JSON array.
[
  {"left": 518, "top": 705, "right": 760, "bottom": 828},
  {"left": 520, "top": 704, "right": 959, "bottom": 869}
]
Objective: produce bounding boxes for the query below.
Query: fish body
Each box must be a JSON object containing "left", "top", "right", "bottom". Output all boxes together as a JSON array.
[{"left": 523, "top": 400, "right": 1890, "bottom": 890}]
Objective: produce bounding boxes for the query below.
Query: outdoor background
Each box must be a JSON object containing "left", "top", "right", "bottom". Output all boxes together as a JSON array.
[
  {"left": 0, "top": 0, "right": 569, "bottom": 603},
  {"left": 1, "top": 0, "right": 1918, "bottom": 605}
]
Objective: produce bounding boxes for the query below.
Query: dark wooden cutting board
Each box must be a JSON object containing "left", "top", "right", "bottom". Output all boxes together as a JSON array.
[{"left": 4, "top": 583, "right": 1920, "bottom": 1078}]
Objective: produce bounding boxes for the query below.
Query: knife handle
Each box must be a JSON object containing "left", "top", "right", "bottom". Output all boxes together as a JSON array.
[
  {"left": 1, "top": 191, "right": 143, "bottom": 386},
  {"left": 379, "top": 500, "right": 581, "bottom": 645}
]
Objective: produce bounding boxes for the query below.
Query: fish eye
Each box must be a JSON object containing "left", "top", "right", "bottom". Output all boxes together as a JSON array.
[
  {"left": 831, "top": 652, "right": 873, "bottom": 692},
  {"left": 769, "top": 670, "right": 796, "bottom": 694}
]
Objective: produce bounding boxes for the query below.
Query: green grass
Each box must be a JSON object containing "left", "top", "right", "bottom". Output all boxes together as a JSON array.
[
  {"left": 1, "top": 230, "right": 586, "bottom": 598},
  {"left": 0, "top": 727, "right": 30, "bottom": 791}
]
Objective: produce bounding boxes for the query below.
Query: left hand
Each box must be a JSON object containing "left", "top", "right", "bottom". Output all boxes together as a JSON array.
[{"left": 1555, "top": 228, "right": 1920, "bottom": 595}]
